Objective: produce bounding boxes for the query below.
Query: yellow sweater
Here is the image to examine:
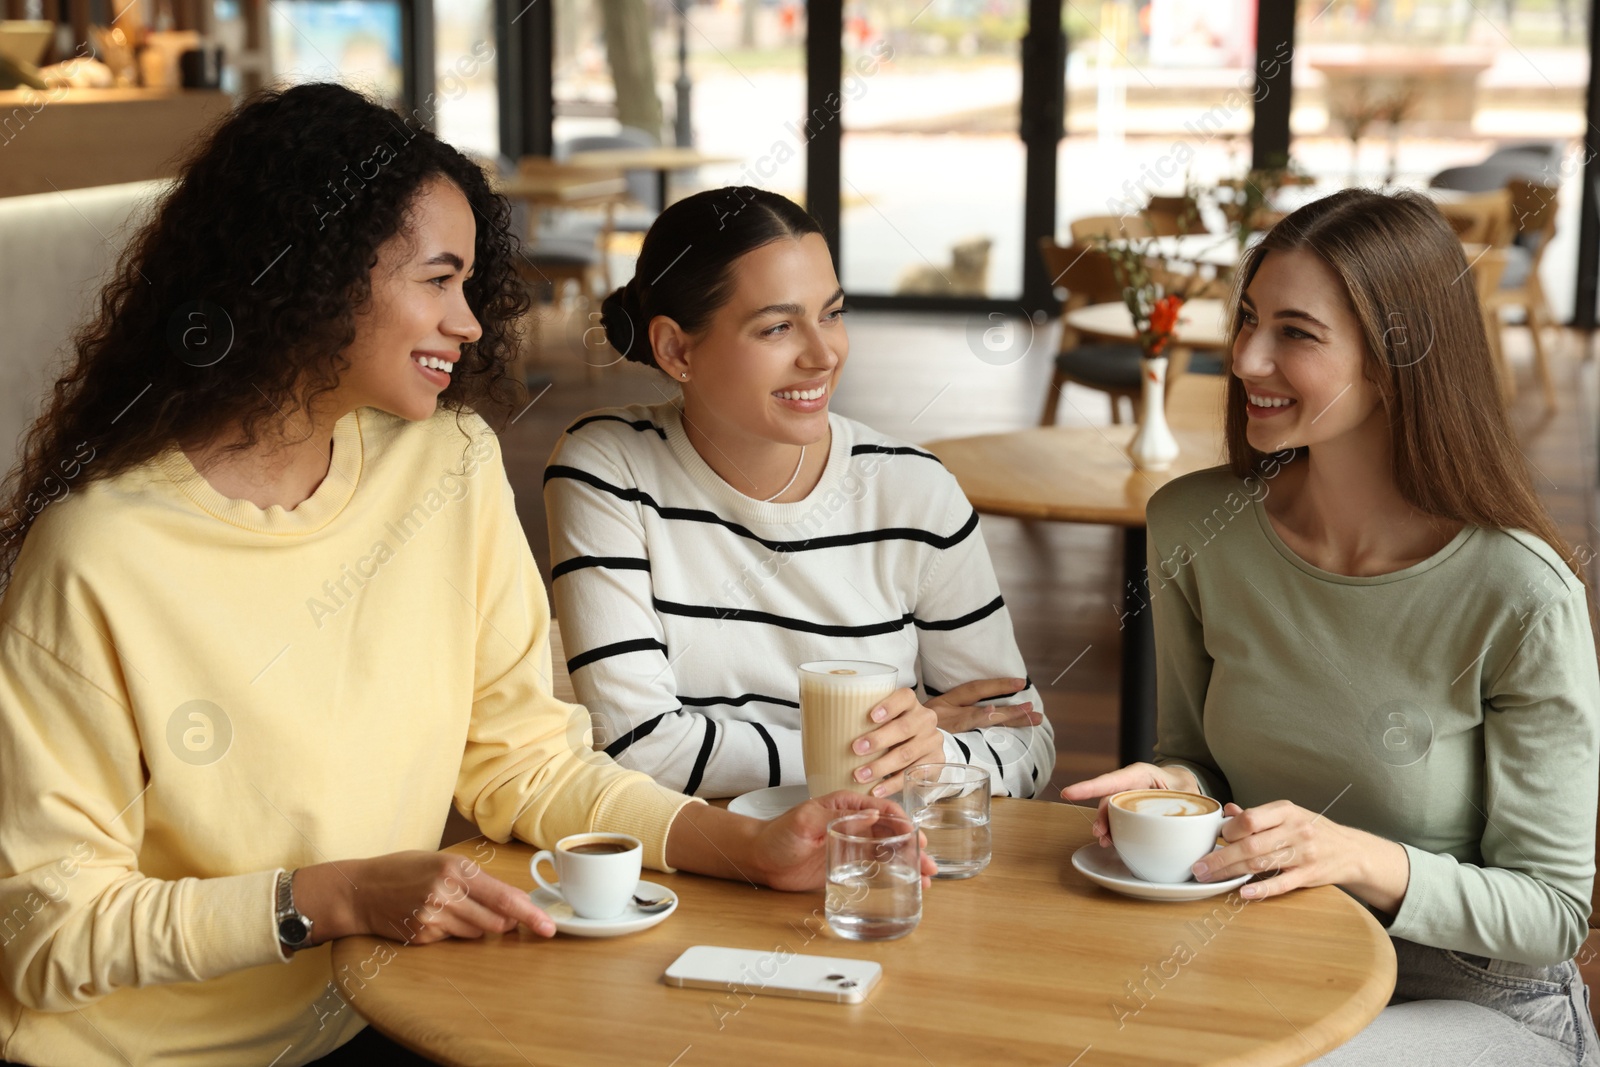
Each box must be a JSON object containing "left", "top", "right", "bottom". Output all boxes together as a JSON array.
[{"left": 0, "top": 407, "right": 698, "bottom": 1066}]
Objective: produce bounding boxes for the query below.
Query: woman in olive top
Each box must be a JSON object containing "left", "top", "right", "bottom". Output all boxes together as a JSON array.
[
  {"left": 0, "top": 84, "right": 928, "bottom": 1067},
  {"left": 1065, "top": 189, "right": 1599, "bottom": 1066}
]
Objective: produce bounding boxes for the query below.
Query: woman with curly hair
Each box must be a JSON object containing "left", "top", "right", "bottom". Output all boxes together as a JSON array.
[{"left": 0, "top": 84, "right": 927, "bottom": 1067}]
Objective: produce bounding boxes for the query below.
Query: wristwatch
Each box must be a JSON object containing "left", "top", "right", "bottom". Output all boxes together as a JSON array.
[{"left": 275, "top": 869, "right": 314, "bottom": 953}]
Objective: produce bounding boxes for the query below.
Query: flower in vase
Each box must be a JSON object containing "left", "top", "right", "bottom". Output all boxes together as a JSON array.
[{"left": 1145, "top": 293, "right": 1185, "bottom": 358}]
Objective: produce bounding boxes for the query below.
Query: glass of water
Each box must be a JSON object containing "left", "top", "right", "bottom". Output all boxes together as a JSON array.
[
  {"left": 824, "top": 812, "right": 921, "bottom": 941},
  {"left": 905, "top": 763, "right": 992, "bottom": 879}
]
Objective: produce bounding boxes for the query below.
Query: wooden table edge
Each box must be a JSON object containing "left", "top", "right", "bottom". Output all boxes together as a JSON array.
[
  {"left": 1214, "top": 905, "right": 1397, "bottom": 1067},
  {"left": 492, "top": 180, "right": 630, "bottom": 205},
  {"left": 334, "top": 818, "right": 1398, "bottom": 1067},
  {"left": 923, "top": 429, "right": 1226, "bottom": 528},
  {"left": 1063, "top": 298, "right": 1231, "bottom": 350}
]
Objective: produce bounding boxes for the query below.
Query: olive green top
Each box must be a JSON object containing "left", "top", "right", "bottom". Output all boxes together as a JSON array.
[{"left": 1146, "top": 467, "right": 1598, "bottom": 966}]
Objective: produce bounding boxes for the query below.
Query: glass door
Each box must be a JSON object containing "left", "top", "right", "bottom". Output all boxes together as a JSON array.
[
  {"left": 551, "top": 0, "right": 807, "bottom": 203},
  {"left": 1290, "top": 0, "right": 1592, "bottom": 323},
  {"left": 836, "top": 0, "right": 1031, "bottom": 300}
]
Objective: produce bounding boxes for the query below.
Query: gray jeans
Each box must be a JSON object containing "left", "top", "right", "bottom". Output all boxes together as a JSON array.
[{"left": 1314, "top": 937, "right": 1599, "bottom": 1066}]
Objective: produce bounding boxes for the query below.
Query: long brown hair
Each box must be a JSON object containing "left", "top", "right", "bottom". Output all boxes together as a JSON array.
[
  {"left": 1223, "top": 188, "right": 1583, "bottom": 583},
  {"left": 0, "top": 83, "right": 528, "bottom": 594}
]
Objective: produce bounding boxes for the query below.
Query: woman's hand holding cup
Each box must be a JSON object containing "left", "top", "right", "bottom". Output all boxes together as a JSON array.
[
  {"left": 1059, "top": 762, "right": 1202, "bottom": 847},
  {"left": 1198, "top": 800, "right": 1410, "bottom": 910},
  {"left": 851, "top": 687, "right": 944, "bottom": 797}
]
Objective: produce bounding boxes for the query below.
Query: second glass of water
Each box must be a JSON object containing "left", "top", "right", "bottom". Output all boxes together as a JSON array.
[
  {"left": 824, "top": 812, "right": 921, "bottom": 940},
  {"left": 906, "top": 763, "right": 992, "bottom": 879}
]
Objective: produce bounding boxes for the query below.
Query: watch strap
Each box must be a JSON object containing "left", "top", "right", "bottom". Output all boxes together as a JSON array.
[{"left": 275, "top": 869, "right": 313, "bottom": 952}]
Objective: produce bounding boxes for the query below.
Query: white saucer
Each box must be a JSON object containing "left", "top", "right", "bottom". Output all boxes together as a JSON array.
[
  {"left": 728, "top": 784, "right": 810, "bottom": 820},
  {"left": 1071, "top": 844, "right": 1252, "bottom": 902},
  {"left": 529, "top": 879, "right": 678, "bottom": 937}
]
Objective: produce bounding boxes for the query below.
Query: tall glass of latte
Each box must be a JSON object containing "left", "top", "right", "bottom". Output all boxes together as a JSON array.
[{"left": 798, "top": 661, "right": 900, "bottom": 797}]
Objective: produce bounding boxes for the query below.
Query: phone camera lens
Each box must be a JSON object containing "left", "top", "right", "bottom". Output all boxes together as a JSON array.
[
  {"left": 825, "top": 974, "right": 844, "bottom": 981},
  {"left": 837, "top": 979, "right": 857, "bottom": 988}
]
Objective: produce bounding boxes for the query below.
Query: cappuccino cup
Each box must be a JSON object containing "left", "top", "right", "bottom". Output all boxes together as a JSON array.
[
  {"left": 530, "top": 832, "right": 642, "bottom": 919},
  {"left": 1107, "top": 789, "right": 1225, "bottom": 884},
  {"left": 799, "top": 660, "right": 900, "bottom": 797}
]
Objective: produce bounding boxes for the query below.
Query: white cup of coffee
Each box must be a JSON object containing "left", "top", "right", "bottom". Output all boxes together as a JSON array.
[
  {"left": 1107, "top": 789, "right": 1225, "bottom": 884},
  {"left": 799, "top": 660, "right": 900, "bottom": 797},
  {"left": 529, "top": 832, "right": 642, "bottom": 919}
]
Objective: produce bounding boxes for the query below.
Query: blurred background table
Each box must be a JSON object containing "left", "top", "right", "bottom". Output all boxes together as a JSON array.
[
  {"left": 926, "top": 375, "right": 1227, "bottom": 765},
  {"left": 1065, "top": 297, "right": 1231, "bottom": 350},
  {"left": 564, "top": 146, "right": 741, "bottom": 211},
  {"left": 335, "top": 800, "right": 1393, "bottom": 1067},
  {"left": 492, "top": 168, "right": 629, "bottom": 211}
]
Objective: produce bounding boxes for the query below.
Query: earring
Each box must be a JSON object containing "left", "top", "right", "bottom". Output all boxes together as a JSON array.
[{"left": 680, "top": 372, "right": 689, "bottom": 380}]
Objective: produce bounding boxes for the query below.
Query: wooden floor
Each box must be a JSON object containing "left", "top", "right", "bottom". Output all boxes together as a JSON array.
[{"left": 498, "top": 307, "right": 1598, "bottom": 802}]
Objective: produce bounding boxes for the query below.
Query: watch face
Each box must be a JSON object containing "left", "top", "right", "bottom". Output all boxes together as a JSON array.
[{"left": 279, "top": 917, "right": 310, "bottom": 946}]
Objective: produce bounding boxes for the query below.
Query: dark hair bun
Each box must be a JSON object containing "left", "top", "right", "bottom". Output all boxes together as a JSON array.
[
  {"left": 603, "top": 187, "right": 824, "bottom": 377},
  {"left": 600, "top": 281, "right": 651, "bottom": 367}
]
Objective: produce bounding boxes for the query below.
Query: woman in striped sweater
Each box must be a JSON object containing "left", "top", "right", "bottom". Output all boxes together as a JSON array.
[{"left": 545, "top": 187, "right": 1054, "bottom": 801}]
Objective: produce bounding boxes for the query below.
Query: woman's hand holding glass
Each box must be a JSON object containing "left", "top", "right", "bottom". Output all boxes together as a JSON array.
[
  {"left": 752, "top": 790, "right": 938, "bottom": 891},
  {"left": 665, "top": 790, "right": 937, "bottom": 889},
  {"left": 850, "top": 687, "right": 944, "bottom": 797}
]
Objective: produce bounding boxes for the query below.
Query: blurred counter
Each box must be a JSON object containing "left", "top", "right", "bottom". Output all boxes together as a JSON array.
[{"left": 0, "top": 87, "right": 230, "bottom": 197}]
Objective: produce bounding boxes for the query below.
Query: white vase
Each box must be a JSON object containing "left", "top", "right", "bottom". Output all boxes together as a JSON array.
[{"left": 1127, "top": 356, "right": 1180, "bottom": 472}]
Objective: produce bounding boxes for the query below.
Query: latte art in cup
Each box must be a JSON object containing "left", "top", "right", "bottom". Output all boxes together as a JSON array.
[{"left": 1110, "top": 789, "right": 1221, "bottom": 817}]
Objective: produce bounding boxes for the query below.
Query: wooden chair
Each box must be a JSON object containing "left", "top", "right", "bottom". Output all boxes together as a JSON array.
[
  {"left": 511, "top": 253, "right": 602, "bottom": 387},
  {"left": 1068, "top": 214, "right": 1155, "bottom": 243},
  {"left": 511, "top": 157, "right": 613, "bottom": 385},
  {"left": 1465, "top": 246, "right": 1514, "bottom": 398},
  {"left": 1436, "top": 188, "right": 1512, "bottom": 247},
  {"left": 1485, "top": 179, "right": 1560, "bottom": 408},
  {"left": 512, "top": 155, "right": 617, "bottom": 292},
  {"left": 1143, "top": 195, "right": 1207, "bottom": 237},
  {"left": 1037, "top": 239, "right": 1146, "bottom": 426}
]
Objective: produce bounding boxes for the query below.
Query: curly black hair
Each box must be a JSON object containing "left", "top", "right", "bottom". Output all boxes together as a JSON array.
[{"left": 0, "top": 82, "right": 529, "bottom": 590}]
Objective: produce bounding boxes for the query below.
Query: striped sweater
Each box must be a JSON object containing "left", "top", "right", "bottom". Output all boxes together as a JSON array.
[{"left": 543, "top": 400, "right": 1054, "bottom": 799}]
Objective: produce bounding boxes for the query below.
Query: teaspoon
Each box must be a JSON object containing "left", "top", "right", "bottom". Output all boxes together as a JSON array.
[{"left": 632, "top": 894, "right": 673, "bottom": 913}]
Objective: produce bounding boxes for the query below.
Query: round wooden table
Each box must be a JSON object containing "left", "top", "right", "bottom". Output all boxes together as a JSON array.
[
  {"left": 926, "top": 375, "right": 1227, "bottom": 763},
  {"left": 335, "top": 801, "right": 1394, "bottom": 1066},
  {"left": 929, "top": 419, "right": 1225, "bottom": 526},
  {"left": 565, "top": 146, "right": 742, "bottom": 209},
  {"left": 492, "top": 169, "right": 630, "bottom": 209},
  {"left": 1065, "top": 297, "right": 1231, "bottom": 350}
]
